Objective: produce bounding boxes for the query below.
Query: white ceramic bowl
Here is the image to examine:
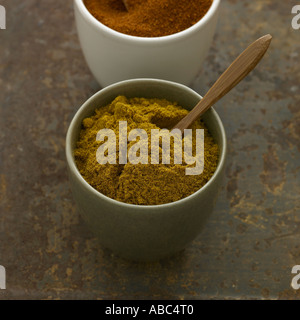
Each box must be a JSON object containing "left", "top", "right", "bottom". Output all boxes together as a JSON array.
[{"left": 74, "top": 0, "right": 220, "bottom": 87}]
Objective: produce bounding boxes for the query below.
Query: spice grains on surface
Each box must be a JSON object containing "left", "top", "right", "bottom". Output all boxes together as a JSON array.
[
  {"left": 83, "top": 0, "right": 213, "bottom": 37},
  {"left": 74, "top": 96, "right": 219, "bottom": 205}
]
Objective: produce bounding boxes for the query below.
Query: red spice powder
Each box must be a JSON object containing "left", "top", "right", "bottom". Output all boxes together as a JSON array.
[{"left": 83, "top": 0, "right": 213, "bottom": 37}]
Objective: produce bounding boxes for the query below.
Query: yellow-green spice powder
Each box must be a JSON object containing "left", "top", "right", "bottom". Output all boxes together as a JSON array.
[{"left": 74, "top": 96, "right": 219, "bottom": 205}]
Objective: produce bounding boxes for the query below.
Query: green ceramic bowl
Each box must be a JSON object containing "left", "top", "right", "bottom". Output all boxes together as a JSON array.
[{"left": 66, "top": 79, "right": 227, "bottom": 261}]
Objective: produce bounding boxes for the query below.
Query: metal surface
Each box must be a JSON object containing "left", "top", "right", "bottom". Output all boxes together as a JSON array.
[{"left": 0, "top": 0, "right": 299, "bottom": 299}]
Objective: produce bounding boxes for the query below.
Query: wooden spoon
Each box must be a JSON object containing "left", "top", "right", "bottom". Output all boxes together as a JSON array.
[
  {"left": 173, "top": 34, "right": 272, "bottom": 133},
  {"left": 122, "top": 0, "right": 130, "bottom": 11}
]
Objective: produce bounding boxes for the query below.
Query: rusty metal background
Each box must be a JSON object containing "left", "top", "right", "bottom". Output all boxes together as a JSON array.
[{"left": 0, "top": 0, "right": 299, "bottom": 299}]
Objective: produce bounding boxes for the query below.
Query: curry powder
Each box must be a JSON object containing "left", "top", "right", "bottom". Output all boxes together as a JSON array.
[{"left": 74, "top": 96, "right": 219, "bottom": 205}]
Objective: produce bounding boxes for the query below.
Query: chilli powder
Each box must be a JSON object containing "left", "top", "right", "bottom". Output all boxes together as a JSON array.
[{"left": 83, "top": 0, "right": 213, "bottom": 37}]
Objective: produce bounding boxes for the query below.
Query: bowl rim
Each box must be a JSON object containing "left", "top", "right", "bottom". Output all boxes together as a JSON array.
[
  {"left": 74, "top": 0, "right": 220, "bottom": 43},
  {"left": 66, "top": 78, "right": 227, "bottom": 209}
]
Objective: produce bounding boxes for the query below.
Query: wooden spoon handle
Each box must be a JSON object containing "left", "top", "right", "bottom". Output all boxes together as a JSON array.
[
  {"left": 173, "top": 34, "right": 272, "bottom": 132},
  {"left": 122, "top": 0, "right": 130, "bottom": 11}
]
